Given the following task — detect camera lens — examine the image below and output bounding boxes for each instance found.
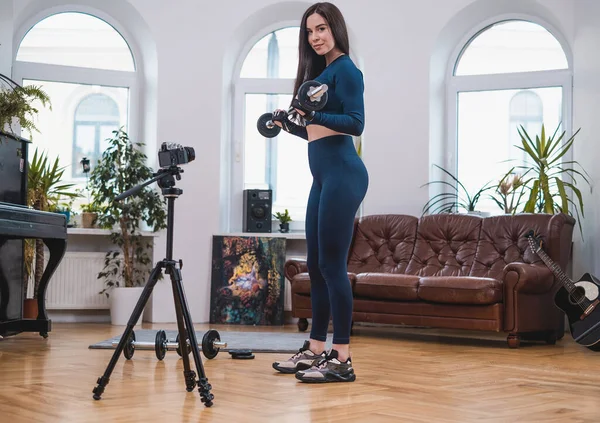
[185,147,195,163]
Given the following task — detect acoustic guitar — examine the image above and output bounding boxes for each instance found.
[525,230,600,351]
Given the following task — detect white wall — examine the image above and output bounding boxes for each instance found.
[3,0,598,323]
[572,0,600,284]
[0,1,13,76]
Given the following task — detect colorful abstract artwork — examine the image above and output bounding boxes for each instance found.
[210,235,286,325]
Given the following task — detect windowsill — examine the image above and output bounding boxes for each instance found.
[215,231,306,240]
[67,227,160,237]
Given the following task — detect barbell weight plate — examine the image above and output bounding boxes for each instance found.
[298,80,328,112]
[202,329,221,360]
[176,333,191,357]
[257,112,281,138]
[155,329,167,361]
[176,333,182,357]
[123,331,136,360]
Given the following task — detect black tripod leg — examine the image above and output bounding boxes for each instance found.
[92,263,164,400]
[170,265,214,407]
[168,265,195,392]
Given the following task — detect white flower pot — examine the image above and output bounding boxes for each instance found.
[109,287,144,326]
[467,211,490,217]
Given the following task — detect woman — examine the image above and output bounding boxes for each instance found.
[271,2,368,383]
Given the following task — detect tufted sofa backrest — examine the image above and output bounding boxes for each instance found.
[469,213,574,279]
[347,214,418,274]
[404,214,482,276]
[347,213,575,279]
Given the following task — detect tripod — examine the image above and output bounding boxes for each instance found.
[92,165,214,407]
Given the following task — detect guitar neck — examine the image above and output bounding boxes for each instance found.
[534,246,576,293]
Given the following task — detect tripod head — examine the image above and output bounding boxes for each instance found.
[115,165,184,202]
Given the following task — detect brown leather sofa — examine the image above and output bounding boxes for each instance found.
[284,213,575,348]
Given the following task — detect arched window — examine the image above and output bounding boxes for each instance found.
[448,19,570,214]
[72,94,120,178]
[13,11,136,193]
[508,90,544,166]
[232,26,312,232]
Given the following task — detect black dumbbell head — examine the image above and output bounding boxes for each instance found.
[298,80,328,112]
[257,112,281,138]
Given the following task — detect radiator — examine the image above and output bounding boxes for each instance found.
[45,252,109,309]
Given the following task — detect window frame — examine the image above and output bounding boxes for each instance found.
[230,21,305,233]
[11,9,140,174]
[445,16,573,197]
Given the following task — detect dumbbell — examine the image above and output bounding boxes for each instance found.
[114,329,227,361]
[257,79,329,138]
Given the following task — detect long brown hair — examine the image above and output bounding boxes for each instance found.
[293,2,350,98]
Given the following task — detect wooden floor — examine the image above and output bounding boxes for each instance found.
[1,322,600,423]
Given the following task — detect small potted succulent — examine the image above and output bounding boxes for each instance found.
[273,209,292,233]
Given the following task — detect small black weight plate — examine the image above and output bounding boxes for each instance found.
[155,329,167,361]
[231,352,255,359]
[124,331,135,360]
[228,349,253,356]
[202,329,221,359]
[257,112,281,138]
[176,333,191,357]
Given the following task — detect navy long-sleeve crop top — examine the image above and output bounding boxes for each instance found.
[288,55,364,140]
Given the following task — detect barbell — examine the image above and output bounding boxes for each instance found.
[115,329,227,361]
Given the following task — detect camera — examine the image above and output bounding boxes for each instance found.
[158,142,195,168]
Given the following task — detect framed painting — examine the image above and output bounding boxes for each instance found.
[210,235,286,325]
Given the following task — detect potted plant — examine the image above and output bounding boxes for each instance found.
[80,202,102,228]
[515,123,591,235]
[421,164,495,216]
[274,209,292,233]
[0,73,50,141]
[88,127,167,325]
[24,148,80,316]
[488,167,530,215]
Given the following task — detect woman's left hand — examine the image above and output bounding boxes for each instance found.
[294,108,305,116]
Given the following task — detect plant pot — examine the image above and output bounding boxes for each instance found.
[23,298,38,318]
[81,212,98,228]
[467,211,490,217]
[279,222,289,233]
[109,287,144,326]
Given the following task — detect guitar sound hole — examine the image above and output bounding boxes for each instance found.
[568,286,587,305]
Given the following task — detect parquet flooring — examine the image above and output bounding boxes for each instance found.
[1,322,600,422]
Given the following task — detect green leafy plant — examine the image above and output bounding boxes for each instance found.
[88,128,167,296]
[421,164,494,215]
[488,167,530,214]
[25,148,80,298]
[515,124,591,233]
[273,209,292,224]
[0,73,51,140]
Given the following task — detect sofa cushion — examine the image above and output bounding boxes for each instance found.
[417,276,502,305]
[291,272,356,295]
[405,214,482,277]
[354,273,420,301]
[348,214,418,274]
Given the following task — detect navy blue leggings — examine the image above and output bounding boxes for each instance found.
[305,135,369,344]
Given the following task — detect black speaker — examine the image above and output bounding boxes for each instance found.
[243,189,272,233]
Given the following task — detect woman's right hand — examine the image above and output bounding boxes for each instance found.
[272,109,285,128]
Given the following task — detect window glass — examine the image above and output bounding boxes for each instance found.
[455,20,568,76]
[17,12,135,71]
[241,27,299,78]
